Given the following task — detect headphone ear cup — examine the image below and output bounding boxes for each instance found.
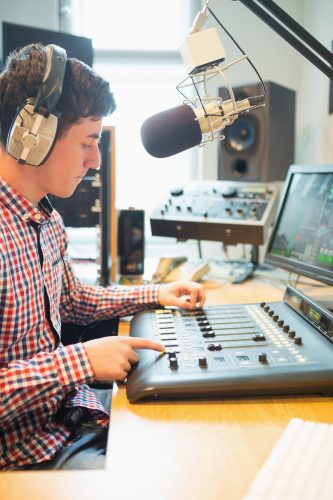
[7,101,59,166]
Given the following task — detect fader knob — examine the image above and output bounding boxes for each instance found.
[277,320,284,327]
[202,331,216,338]
[283,325,290,332]
[272,315,279,322]
[258,353,267,363]
[288,330,296,339]
[294,337,302,345]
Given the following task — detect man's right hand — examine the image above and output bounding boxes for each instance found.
[83,336,165,382]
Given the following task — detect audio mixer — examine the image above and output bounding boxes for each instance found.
[150,180,279,245]
[126,286,333,402]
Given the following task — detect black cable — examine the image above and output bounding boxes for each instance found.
[207,6,266,98]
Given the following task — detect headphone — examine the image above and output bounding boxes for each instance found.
[6,44,67,166]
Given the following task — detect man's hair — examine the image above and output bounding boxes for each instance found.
[0,43,116,146]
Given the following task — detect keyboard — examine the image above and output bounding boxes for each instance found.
[244,418,333,500]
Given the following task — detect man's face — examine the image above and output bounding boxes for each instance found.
[36,117,102,199]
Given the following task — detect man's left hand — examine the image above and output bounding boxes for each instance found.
[158,281,206,310]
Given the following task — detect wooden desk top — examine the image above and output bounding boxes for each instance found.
[2,275,333,500]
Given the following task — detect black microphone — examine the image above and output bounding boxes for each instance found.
[141,104,202,158]
[141,97,263,158]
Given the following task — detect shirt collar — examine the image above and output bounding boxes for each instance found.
[0,176,54,224]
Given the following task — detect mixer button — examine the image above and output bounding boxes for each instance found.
[283,325,290,332]
[294,337,302,345]
[258,353,267,363]
[268,310,274,316]
[272,315,279,322]
[260,302,266,308]
[277,320,284,327]
[169,357,179,370]
[264,306,270,312]
[252,334,266,341]
[288,330,296,339]
[202,331,216,338]
[198,356,208,368]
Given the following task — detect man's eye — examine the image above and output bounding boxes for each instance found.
[82,143,91,149]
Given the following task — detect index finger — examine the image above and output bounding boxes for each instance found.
[126,337,165,352]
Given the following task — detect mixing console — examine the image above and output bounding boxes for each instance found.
[126,286,333,402]
[150,180,279,245]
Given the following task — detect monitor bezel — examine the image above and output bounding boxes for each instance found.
[265,164,333,286]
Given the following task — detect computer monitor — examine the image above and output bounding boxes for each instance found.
[2,22,93,66]
[265,164,333,286]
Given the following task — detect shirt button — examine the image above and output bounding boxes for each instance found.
[22,213,30,221]
[34,213,42,221]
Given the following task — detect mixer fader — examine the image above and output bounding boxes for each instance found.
[126,286,333,402]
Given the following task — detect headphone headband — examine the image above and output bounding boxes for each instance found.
[35,44,67,116]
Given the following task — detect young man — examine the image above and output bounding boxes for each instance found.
[0,43,205,470]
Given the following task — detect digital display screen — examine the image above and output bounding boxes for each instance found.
[284,286,333,341]
[266,166,333,285]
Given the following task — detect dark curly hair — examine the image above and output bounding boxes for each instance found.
[0,43,116,146]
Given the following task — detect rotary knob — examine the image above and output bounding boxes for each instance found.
[169,357,178,370]
[258,352,267,363]
[198,356,208,368]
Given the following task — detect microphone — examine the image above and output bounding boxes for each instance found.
[140,1,266,159]
[141,96,264,158]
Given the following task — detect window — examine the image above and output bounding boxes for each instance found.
[69,0,200,234]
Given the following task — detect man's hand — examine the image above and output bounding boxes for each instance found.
[83,336,164,382]
[158,281,206,310]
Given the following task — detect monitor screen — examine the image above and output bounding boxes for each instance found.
[2,22,93,67]
[265,164,333,285]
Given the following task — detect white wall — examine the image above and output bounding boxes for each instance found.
[200,0,333,179]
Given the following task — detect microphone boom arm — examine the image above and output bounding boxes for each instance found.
[233,0,333,80]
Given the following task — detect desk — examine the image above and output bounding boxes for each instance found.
[2,276,333,500]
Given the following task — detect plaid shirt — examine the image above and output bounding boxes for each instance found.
[0,176,159,470]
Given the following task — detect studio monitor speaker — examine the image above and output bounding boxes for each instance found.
[218,81,295,181]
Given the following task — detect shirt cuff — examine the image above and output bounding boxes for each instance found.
[52,343,95,389]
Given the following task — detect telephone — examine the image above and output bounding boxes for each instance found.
[151,256,187,283]
[151,256,209,283]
